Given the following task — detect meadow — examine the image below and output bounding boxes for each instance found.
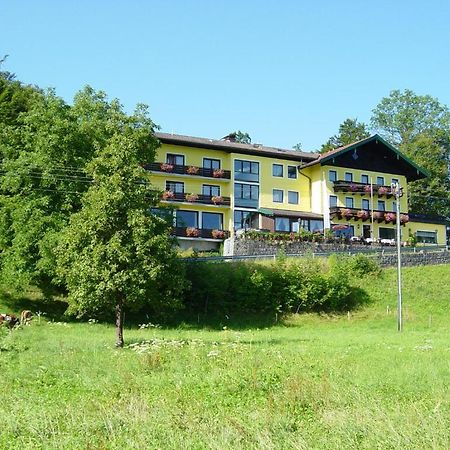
[0,264,449,449]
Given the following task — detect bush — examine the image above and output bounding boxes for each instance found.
[183,255,375,318]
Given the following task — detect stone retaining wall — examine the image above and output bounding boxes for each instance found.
[224,237,450,267]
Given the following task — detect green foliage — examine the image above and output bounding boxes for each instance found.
[292,142,303,151]
[227,130,252,144]
[371,89,450,217]
[184,256,372,319]
[320,118,370,153]
[56,97,187,343]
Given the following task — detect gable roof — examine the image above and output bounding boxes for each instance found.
[300,134,428,181]
[155,132,318,163]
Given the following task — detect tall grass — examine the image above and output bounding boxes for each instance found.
[0,264,449,449]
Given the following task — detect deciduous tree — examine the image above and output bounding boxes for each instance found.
[320,118,370,153]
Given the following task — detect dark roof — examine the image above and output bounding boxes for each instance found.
[155,132,318,163]
[300,134,428,182]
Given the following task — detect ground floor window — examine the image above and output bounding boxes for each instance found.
[379,227,395,239]
[202,212,223,230]
[416,230,437,244]
[234,210,258,230]
[176,210,198,228]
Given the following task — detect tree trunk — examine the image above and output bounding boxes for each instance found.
[115,300,124,348]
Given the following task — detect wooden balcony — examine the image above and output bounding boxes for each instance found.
[333,180,394,198]
[144,162,231,180]
[161,191,230,206]
[173,227,230,240]
[330,207,409,224]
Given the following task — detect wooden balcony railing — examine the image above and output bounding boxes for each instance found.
[161,191,230,206]
[172,227,230,240]
[144,162,231,180]
[330,207,409,224]
[333,180,395,198]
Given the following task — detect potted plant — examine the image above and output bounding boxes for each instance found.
[356,210,369,221]
[364,184,372,193]
[212,168,224,178]
[185,193,199,202]
[372,211,385,222]
[160,163,174,172]
[384,212,396,223]
[186,165,199,175]
[186,227,200,237]
[211,195,223,205]
[377,186,388,196]
[400,214,409,224]
[340,208,353,219]
[211,229,225,239]
[161,190,175,200]
[349,183,358,193]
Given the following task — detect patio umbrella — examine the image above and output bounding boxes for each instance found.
[331,224,349,230]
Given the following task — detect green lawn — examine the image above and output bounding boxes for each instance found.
[1,265,450,449]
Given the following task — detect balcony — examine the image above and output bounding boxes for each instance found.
[145,162,231,180]
[330,207,409,225]
[161,191,230,206]
[173,227,230,240]
[333,180,394,198]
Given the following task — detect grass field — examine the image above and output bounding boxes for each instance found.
[1,264,449,449]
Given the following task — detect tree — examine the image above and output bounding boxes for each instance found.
[225,130,251,144]
[292,142,303,151]
[320,118,370,153]
[56,100,186,347]
[371,89,450,217]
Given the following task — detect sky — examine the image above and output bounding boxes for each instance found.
[2,0,450,151]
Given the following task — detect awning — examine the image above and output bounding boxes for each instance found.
[257,208,323,220]
[257,208,275,217]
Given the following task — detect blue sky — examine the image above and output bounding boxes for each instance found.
[2,0,450,151]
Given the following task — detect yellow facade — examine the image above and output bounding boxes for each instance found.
[150,133,447,247]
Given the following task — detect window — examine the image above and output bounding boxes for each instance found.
[275,217,290,232]
[377,200,385,211]
[288,191,299,204]
[202,185,220,197]
[166,154,184,166]
[377,176,385,186]
[234,210,256,230]
[361,174,369,184]
[416,230,437,244]
[165,181,184,193]
[150,207,173,224]
[203,158,221,170]
[202,212,223,230]
[329,170,337,182]
[310,220,324,233]
[234,183,259,208]
[362,199,370,210]
[234,160,259,182]
[288,165,297,179]
[329,195,338,207]
[273,164,283,177]
[391,178,399,186]
[392,200,397,211]
[379,227,395,240]
[273,189,283,203]
[176,210,198,228]
[345,172,353,182]
[345,197,354,208]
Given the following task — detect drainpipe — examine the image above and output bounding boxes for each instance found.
[297,164,312,209]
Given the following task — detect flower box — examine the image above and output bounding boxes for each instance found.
[340,208,353,219]
[356,210,370,221]
[161,190,175,200]
[349,184,359,193]
[384,212,396,223]
[185,193,199,202]
[211,195,223,205]
[186,227,200,237]
[377,186,388,196]
[160,163,174,172]
[211,229,225,239]
[186,166,199,175]
[364,185,372,193]
[400,214,409,224]
[212,168,224,178]
[372,211,385,221]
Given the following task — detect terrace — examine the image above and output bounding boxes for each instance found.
[333,180,395,198]
[330,206,409,224]
[161,191,231,206]
[173,227,230,240]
